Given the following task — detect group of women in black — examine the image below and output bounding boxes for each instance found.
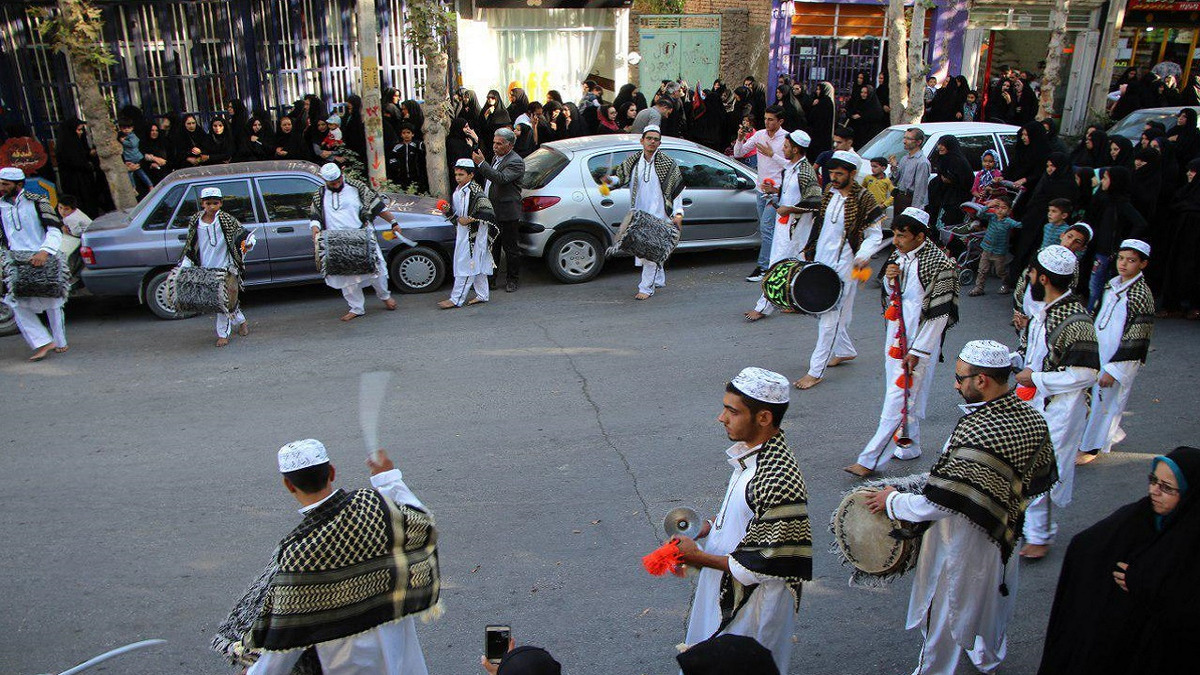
[1110,67,1200,121]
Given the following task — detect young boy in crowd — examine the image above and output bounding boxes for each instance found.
[970,195,1020,296]
[391,122,428,193]
[971,150,1003,201]
[55,194,92,282]
[863,157,894,211]
[961,90,980,122]
[117,119,153,193]
[438,158,496,309]
[1079,239,1154,465]
[1041,198,1074,249]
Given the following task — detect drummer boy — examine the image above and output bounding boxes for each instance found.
[177,187,255,346]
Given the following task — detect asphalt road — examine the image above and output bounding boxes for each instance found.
[2,248,1195,675]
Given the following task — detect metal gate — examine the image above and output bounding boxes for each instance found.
[636,14,720,93]
[788,36,883,102]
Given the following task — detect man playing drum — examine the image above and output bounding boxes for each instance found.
[744,129,821,322]
[0,165,67,361]
[865,340,1056,675]
[793,150,886,390]
[600,125,685,300]
[846,208,959,476]
[177,187,255,347]
[309,162,404,321]
[673,367,812,674]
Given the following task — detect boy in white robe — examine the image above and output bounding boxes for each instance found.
[177,187,256,346]
[1080,239,1154,463]
[866,340,1055,675]
[0,166,66,361]
[674,367,811,674]
[438,159,496,308]
[744,129,821,322]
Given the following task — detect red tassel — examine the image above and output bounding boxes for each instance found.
[762,178,776,187]
[1016,385,1037,401]
[778,215,789,224]
[436,199,449,211]
[885,304,901,321]
[642,540,685,577]
[888,345,904,359]
[895,373,912,388]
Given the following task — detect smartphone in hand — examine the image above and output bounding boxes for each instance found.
[485,625,511,664]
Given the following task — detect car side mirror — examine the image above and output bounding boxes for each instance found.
[736,175,754,190]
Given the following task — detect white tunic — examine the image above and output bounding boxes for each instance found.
[178,212,256,273]
[319,187,387,290]
[613,151,684,270]
[248,469,430,675]
[1081,273,1143,452]
[1024,291,1097,507]
[0,190,65,312]
[451,183,493,277]
[684,442,796,674]
[813,190,884,280]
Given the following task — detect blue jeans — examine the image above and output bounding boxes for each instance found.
[128,168,153,191]
[755,191,775,269]
[1088,253,1110,312]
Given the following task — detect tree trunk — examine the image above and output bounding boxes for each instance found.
[73,63,137,210]
[886,0,909,125]
[421,49,451,200]
[356,0,387,188]
[1038,0,1071,121]
[1087,0,1128,124]
[903,1,928,124]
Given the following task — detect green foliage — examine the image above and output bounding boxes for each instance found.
[30,1,116,70]
[339,148,425,197]
[404,0,454,53]
[634,0,686,13]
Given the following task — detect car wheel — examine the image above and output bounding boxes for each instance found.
[389,246,446,293]
[547,231,604,284]
[145,270,194,320]
[959,267,976,288]
[0,301,15,336]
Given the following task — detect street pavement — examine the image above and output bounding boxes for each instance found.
[2,248,1196,675]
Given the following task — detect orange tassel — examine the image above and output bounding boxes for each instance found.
[436,199,449,211]
[895,373,912,388]
[642,540,685,577]
[778,214,789,224]
[885,304,901,321]
[851,267,872,282]
[762,178,776,187]
[1016,385,1037,401]
[888,345,904,359]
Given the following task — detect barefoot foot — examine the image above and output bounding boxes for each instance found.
[341,312,361,322]
[215,337,230,347]
[29,343,55,361]
[793,374,822,390]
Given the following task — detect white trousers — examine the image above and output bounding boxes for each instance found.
[912,588,1007,675]
[215,307,247,338]
[807,280,857,378]
[1022,400,1081,545]
[449,274,489,306]
[14,304,67,349]
[857,354,933,469]
[1081,379,1135,453]
[636,258,665,295]
[341,276,392,315]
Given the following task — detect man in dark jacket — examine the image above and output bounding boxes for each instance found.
[472,128,525,292]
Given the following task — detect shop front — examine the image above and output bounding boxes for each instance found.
[1112,1,1200,86]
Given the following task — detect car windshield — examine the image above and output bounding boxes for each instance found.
[1108,110,1181,141]
[522,147,570,189]
[858,128,908,164]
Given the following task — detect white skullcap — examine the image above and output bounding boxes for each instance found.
[787,129,811,147]
[200,187,223,200]
[1119,238,1151,258]
[325,115,341,126]
[319,162,342,181]
[1068,222,1093,241]
[1036,244,1077,276]
[0,167,25,181]
[278,438,330,473]
[642,124,662,136]
[829,150,860,170]
[897,206,930,228]
[454,158,476,170]
[731,367,790,404]
[959,340,1018,369]
[493,127,516,142]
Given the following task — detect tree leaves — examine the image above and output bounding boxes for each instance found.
[28,1,116,70]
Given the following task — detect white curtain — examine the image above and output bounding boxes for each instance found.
[458,9,611,102]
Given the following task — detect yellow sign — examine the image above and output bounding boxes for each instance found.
[362,56,380,90]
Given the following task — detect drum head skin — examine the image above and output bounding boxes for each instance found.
[790,262,842,314]
[832,490,911,576]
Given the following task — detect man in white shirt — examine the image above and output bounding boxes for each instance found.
[602,125,685,299]
[214,440,439,675]
[865,340,1056,675]
[1013,245,1100,559]
[0,165,67,361]
[734,105,789,282]
[794,151,886,390]
[674,367,812,674]
[177,187,256,346]
[847,208,959,476]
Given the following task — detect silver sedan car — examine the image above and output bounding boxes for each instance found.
[517,135,761,283]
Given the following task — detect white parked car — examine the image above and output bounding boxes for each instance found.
[857,122,1022,173]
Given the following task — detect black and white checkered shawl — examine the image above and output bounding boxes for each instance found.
[610,150,685,216]
[179,210,250,276]
[309,176,388,229]
[217,487,440,657]
[880,242,960,330]
[1106,275,1155,364]
[1011,262,1081,350]
[1037,295,1101,372]
[717,431,812,632]
[926,392,1057,561]
[460,181,499,259]
[0,191,61,250]
[803,180,884,259]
